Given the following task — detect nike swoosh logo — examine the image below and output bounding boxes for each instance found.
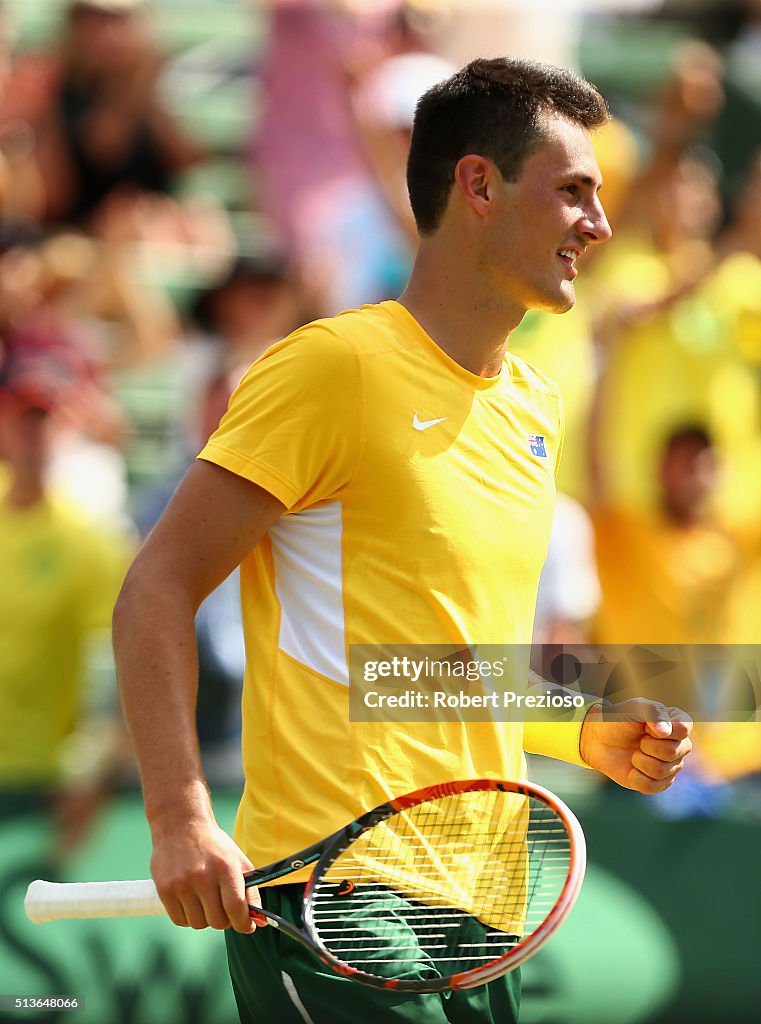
[413,413,447,431]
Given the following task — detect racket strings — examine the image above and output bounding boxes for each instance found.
[309,790,571,981]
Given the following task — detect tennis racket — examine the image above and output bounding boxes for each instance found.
[25,778,585,993]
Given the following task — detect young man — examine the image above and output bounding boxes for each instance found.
[114,59,692,1023]
[0,342,130,850]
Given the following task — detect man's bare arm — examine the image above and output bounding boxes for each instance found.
[113,459,285,932]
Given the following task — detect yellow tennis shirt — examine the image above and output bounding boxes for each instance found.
[0,482,128,787]
[199,301,589,876]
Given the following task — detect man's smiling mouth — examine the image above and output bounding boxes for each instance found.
[557,247,582,276]
[558,248,580,265]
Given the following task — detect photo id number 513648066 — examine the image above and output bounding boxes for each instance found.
[0,996,84,1012]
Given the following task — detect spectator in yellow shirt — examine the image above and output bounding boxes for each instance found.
[0,337,130,852]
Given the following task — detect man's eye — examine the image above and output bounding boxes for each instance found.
[562,185,578,197]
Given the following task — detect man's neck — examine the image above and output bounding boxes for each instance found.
[397,240,526,378]
[5,472,46,511]
[660,497,704,530]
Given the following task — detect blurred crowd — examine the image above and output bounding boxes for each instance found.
[2,0,761,858]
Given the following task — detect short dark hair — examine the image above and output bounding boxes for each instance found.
[407,57,609,235]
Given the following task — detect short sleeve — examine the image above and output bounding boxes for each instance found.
[198,324,362,512]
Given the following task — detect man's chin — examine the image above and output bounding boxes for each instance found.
[537,286,576,315]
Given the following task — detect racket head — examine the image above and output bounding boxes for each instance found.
[301,778,585,993]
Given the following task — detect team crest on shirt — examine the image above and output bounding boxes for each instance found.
[528,434,548,458]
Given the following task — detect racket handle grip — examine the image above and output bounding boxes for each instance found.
[25,879,166,923]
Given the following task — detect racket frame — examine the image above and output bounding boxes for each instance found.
[250,777,586,993]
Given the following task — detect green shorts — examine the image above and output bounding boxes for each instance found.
[225,883,521,1024]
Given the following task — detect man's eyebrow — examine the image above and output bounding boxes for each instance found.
[562,173,604,191]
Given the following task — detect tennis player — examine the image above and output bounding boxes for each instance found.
[114,58,693,1023]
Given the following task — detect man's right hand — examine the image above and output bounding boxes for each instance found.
[150,818,261,934]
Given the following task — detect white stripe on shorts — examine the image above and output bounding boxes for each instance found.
[281,971,317,1024]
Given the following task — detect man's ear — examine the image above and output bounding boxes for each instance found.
[453,155,496,220]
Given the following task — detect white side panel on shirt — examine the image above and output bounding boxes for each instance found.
[268,502,348,686]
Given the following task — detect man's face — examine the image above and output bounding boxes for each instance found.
[0,401,52,474]
[69,5,141,74]
[660,437,718,520]
[480,113,611,317]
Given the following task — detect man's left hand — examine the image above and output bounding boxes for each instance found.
[579,698,693,794]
